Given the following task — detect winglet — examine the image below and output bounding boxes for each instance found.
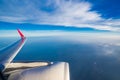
[17,29,25,39]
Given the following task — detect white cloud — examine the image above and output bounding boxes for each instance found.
[0,0,120,31]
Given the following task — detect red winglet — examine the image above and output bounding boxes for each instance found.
[17,29,25,39]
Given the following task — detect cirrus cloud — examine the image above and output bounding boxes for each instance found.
[0,0,120,32]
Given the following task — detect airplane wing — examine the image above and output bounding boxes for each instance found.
[0,30,70,80]
[0,29,26,72]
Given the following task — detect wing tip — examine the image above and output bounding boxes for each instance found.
[17,29,25,39]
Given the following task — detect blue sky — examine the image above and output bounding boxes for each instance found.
[0,0,120,32]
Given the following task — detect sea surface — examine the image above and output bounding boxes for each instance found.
[0,33,120,80]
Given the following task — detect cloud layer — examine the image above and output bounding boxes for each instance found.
[0,0,120,31]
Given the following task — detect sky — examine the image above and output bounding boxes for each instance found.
[0,0,120,32]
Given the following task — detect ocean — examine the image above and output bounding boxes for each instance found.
[0,33,120,80]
